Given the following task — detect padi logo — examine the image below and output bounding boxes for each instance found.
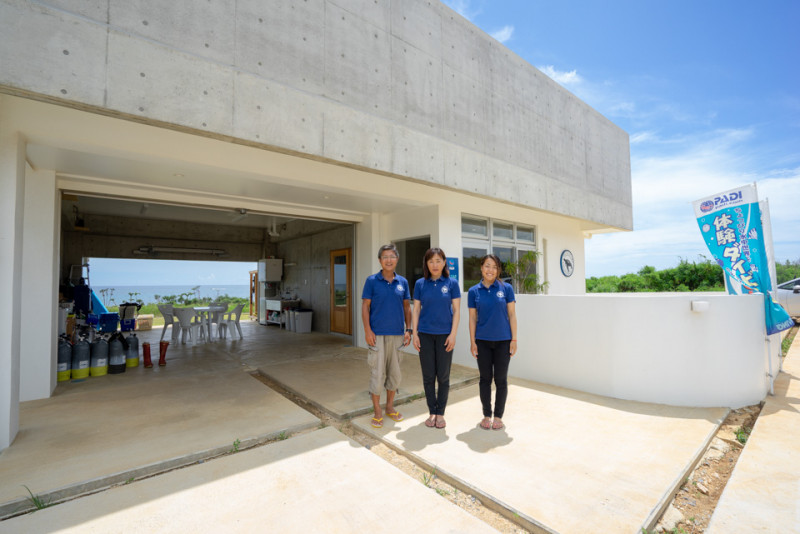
[395,284,404,293]
[701,191,743,212]
[441,286,449,294]
[496,291,505,298]
[699,200,715,213]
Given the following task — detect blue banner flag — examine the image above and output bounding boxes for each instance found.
[693,184,793,335]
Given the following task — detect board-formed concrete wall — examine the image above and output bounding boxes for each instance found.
[0,0,631,230]
[276,224,353,332]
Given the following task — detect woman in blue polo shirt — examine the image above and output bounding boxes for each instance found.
[412,248,461,429]
[468,254,517,431]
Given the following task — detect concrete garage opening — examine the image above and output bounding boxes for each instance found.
[60,194,355,337]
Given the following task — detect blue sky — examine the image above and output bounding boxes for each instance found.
[443,0,800,277]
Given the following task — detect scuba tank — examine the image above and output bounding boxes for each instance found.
[90,337,109,377]
[108,334,126,374]
[71,337,90,380]
[57,336,72,382]
[126,333,139,368]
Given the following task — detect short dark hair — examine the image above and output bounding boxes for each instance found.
[377,243,399,259]
[480,254,503,271]
[422,248,449,279]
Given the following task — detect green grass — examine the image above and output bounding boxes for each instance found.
[230,438,241,453]
[782,326,798,356]
[422,468,436,487]
[103,301,255,329]
[22,486,51,511]
[735,426,752,445]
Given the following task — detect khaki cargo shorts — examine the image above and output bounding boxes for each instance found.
[368,335,404,395]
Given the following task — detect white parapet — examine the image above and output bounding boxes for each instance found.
[454,292,776,408]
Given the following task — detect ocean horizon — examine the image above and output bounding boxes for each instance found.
[93,284,250,306]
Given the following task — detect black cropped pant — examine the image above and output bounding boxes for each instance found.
[418,333,452,416]
[475,339,511,419]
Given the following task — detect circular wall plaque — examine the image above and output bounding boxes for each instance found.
[560,250,575,277]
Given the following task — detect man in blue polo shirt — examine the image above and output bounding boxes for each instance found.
[362,243,412,428]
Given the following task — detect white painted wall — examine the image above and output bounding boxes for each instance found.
[382,204,439,244]
[0,124,25,450]
[453,292,772,408]
[436,195,587,295]
[20,166,60,401]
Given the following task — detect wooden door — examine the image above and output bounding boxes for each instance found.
[330,248,352,334]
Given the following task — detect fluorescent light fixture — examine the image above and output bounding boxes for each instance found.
[134,246,227,256]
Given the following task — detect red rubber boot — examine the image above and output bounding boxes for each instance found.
[142,342,153,368]
[158,341,169,366]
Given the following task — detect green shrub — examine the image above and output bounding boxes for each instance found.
[587,258,724,293]
[776,259,800,284]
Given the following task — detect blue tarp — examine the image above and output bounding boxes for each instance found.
[91,290,109,314]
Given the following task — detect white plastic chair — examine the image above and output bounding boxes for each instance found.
[173,308,205,345]
[210,301,229,339]
[221,304,245,340]
[158,304,180,342]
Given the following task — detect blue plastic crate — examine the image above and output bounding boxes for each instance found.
[97,313,119,333]
[120,318,136,332]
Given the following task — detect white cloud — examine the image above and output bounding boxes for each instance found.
[631,128,757,207]
[585,130,800,276]
[539,65,582,86]
[490,25,514,43]
[629,131,657,145]
[440,0,480,21]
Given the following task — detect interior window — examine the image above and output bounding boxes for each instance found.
[492,222,513,241]
[462,245,488,289]
[517,225,534,243]
[461,217,488,237]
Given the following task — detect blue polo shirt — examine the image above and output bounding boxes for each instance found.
[414,277,461,335]
[467,279,515,341]
[362,271,410,335]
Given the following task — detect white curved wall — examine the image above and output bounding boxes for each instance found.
[453,293,776,408]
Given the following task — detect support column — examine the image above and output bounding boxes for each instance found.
[20,167,59,401]
[354,212,380,348]
[0,102,26,451]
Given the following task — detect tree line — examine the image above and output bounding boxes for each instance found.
[587,258,800,293]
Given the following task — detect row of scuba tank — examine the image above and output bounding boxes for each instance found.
[57,332,140,381]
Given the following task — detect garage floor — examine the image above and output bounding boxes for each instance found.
[0,320,479,520]
[1,320,737,532]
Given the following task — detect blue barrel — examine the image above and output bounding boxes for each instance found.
[126,333,139,368]
[71,338,90,380]
[90,338,109,377]
[108,337,126,374]
[57,337,72,382]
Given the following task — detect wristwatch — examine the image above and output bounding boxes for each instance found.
[406,328,413,334]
